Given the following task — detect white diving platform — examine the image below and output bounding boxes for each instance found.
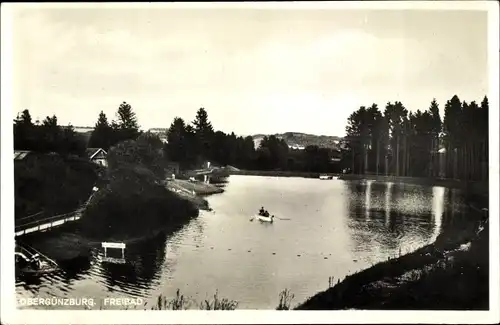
[101,242,126,264]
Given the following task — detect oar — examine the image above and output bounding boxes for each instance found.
[275,216,291,221]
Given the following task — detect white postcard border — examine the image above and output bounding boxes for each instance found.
[1,1,499,324]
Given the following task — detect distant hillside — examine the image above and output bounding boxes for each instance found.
[252,132,342,150]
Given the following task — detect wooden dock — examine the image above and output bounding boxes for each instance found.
[15,240,59,273]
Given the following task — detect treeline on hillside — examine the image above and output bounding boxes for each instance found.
[13,101,142,156]
[15,101,341,174]
[342,95,489,181]
[163,108,341,173]
[14,110,86,155]
[13,111,101,220]
[85,104,341,173]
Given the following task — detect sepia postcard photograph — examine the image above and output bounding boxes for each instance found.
[1,1,499,324]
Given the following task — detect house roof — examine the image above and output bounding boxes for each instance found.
[86,147,107,160]
[14,150,31,161]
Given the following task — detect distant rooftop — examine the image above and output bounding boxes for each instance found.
[14,150,31,160]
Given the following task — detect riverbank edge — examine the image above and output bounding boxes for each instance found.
[228,169,339,178]
[295,191,489,310]
[169,178,224,195]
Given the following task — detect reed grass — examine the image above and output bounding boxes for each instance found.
[276,288,295,310]
[139,289,238,310]
[199,290,239,310]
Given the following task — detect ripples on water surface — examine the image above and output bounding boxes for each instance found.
[16,175,467,309]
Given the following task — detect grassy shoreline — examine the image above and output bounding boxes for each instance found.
[169,179,224,195]
[295,201,489,310]
[165,179,222,210]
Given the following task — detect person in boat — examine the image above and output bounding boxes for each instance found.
[264,210,270,218]
[259,207,265,216]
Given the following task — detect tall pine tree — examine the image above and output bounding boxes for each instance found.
[192,107,214,163]
[443,95,462,178]
[14,109,35,150]
[88,111,115,150]
[115,101,141,142]
[166,117,188,167]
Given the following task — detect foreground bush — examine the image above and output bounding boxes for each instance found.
[80,145,198,240]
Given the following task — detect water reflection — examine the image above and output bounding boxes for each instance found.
[385,182,393,227]
[431,186,446,242]
[365,180,372,219]
[345,180,445,261]
[440,188,473,234]
[60,256,92,284]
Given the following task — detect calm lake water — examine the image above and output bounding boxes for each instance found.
[16,175,467,309]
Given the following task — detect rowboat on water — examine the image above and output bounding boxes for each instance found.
[250,207,275,223]
[15,252,58,275]
[319,175,333,180]
[256,215,274,223]
[18,261,58,274]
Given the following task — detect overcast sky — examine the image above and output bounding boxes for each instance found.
[11,6,488,136]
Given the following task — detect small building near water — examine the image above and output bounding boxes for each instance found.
[86,148,107,167]
[14,150,32,161]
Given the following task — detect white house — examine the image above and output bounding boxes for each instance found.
[86,148,107,167]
